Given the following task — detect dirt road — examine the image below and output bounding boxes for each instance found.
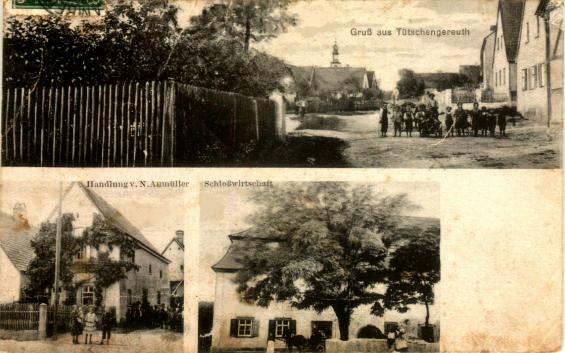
[288,112,561,168]
[0,328,183,353]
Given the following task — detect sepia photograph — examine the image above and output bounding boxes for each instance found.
[0,179,185,353]
[2,0,562,168]
[198,181,440,352]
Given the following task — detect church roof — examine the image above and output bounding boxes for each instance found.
[498,0,525,62]
[212,216,440,272]
[0,211,37,272]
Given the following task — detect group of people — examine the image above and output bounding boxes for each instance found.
[125,301,184,332]
[386,326,409,353]
[69,302,183,345]
[379,92,508,138]
[70,305,114,345]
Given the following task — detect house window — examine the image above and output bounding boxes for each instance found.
[180,265,184,272]
[275,319,291,338]
[522,68,528,90]
[149,264,152,275]
[159,270,163,279]
[127,289,132,306]
[237,318,253,337]
[503,68,506,85]
[157,291,161,304]
[495,71,498,86]
[82,285,95,306]
[536,16,540,38]
[530,65,538,89]
[539,63,546,87]
[526,22,530,43]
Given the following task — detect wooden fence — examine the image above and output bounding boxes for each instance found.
[0,303,40,330]
[2,81,279,167]
[0,302,74,333]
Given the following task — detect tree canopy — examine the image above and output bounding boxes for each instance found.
[396,69,425,99]
[3,0,294,97]
[25,213,139,305]
[234,183,421,340]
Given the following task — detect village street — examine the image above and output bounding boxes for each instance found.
[288,112,561,168]
[0,329,183,353]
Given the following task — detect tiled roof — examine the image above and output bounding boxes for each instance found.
[0,211,37,272]
[77,183,170,264]
[212,216,440,272]
[287,65,368,94]
[499,0,525,62]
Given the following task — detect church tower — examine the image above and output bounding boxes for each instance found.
[330,40,341,67]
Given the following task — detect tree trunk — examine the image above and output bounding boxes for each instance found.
[244,13,251,53]
[331,304,351,341]
[424,300,430,327]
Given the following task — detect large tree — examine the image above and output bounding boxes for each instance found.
[26,213,138,304]
[26,214,82,299]
[384,225,440,331]
[396,69,425,99]
[190,0,298,53]
[234,183,415,340]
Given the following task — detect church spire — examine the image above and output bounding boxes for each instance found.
[331,39,341,67]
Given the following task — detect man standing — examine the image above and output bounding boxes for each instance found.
[393,105,403,137]
[470,102,480,137]
[100,308,114,345]
[380,102,389,137]
[403,107,414,137]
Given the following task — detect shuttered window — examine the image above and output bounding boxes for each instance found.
[230,318,260,338]
[539,63,546,87]
[522,69,528,91]
[530,65,538,90]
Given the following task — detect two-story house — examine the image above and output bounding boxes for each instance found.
[46,182,171,321]
[0,204,36,303]
[162,230,184,306]
[492,0,525,104]
[210,217,440,352]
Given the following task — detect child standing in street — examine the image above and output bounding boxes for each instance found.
[100,308,114,345]
[83,306,98,344]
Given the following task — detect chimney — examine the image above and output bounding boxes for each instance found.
[175,230,184,242]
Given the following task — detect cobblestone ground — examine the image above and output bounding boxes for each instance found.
[288,112,562,168]
[0,328,183,353]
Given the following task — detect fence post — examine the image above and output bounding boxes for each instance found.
[269,91,286,141]
[38,303,47,340]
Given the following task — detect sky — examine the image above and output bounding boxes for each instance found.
[174,0,499,90]
[0,179,188,253]
[198,181,440,302]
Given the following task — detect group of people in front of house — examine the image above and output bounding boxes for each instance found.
[379,93,508,138]
[70,301,183,345]
[70,305,114,345]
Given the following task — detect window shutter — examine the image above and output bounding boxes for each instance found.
[252,319,260,337]
[290,320,297,336]
[230,319,238,337]
[268,320,276,339]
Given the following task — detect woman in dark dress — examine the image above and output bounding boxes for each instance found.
[445,106,454,137]
[70,305,84,344]
[380,103,389,137]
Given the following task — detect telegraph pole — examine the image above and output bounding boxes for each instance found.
[52,182,63,340]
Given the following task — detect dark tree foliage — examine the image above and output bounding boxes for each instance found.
[25,212,139,305]
[4,1,292,97]
[26,213,81,298]
[189,1,298,53]
[234,183,415,340]
[384,225,440,327]
[396,69,425,99]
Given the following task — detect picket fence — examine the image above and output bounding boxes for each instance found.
[1,81,278,167]
[0,302,74,333]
